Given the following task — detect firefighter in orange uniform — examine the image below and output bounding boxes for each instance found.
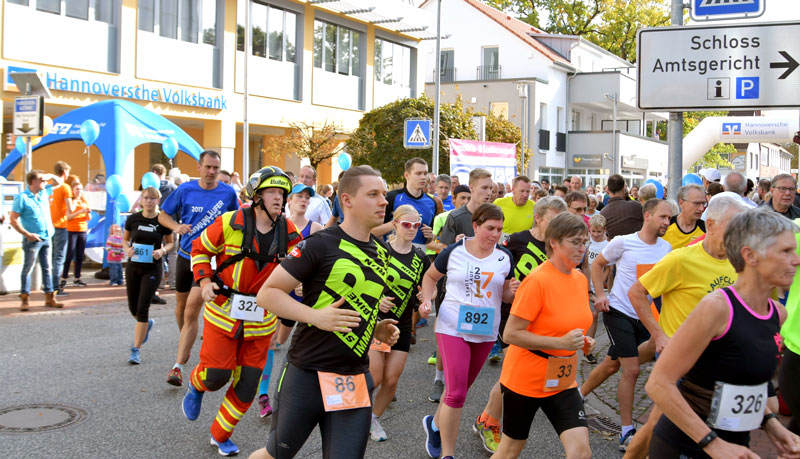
[181,166,302,456]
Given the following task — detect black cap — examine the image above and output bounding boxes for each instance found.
[453,184,470,195]
[541,178,550,184]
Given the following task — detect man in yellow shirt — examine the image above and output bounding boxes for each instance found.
[662,184,706,249]
[622,195,745,458]
[493,175,533,237]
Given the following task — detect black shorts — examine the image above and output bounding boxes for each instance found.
[500,385,587,440]
[603,307,650,359]
[267,363,374,458]
[391,329,412,353]
[175,255,197,293]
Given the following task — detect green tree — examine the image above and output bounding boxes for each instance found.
[683,111,735,171]
[346,96,476,184]
[484,0,671,62]
[472,110,525,171]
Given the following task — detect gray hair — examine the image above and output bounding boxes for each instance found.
[533,195,567,226]
[706,196,747,222]
[724,207,799,272]
[638,184,657,203]
[665,199,680,216]
[436,174,451,186]
[772,173,796,189]
[677,184,705,202]
[723,172,747,196]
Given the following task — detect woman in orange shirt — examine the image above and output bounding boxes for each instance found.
[493,213,596,459]
[61,176,91,288]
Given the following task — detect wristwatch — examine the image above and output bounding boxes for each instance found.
[761,413,779,429]
[697,430,718,449]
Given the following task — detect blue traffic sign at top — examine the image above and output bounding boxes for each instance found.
[691,0,765,21]
[404,118,431,149]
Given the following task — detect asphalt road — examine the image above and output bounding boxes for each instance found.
[0,295,624,459]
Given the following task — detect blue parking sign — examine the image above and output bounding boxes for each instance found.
[404,119,431,149]
[692,0,764,21]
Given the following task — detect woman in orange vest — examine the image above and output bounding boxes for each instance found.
[61,176,91,289]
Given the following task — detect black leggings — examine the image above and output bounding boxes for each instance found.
[62,231,86,280]
[125,262,162,322]
[266,363,374,459]
[781,347,800,434]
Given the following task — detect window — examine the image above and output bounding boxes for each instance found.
[375,38,411,86]
[66,0,88,19]
[8,0,29,5]
[95,0,113,23]
[37,0,60,14]
[571,109,581,130]
[440,49,454,82]
[14,0,116,23]
[539,103,548,130]
[479,46,499,79]
[251,2,267,56]
[314,20,361,77]
[268,6,283,60]
[139,0,218,45]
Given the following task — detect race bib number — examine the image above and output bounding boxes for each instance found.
[370,339,391,352]
[708,381,767,432]
[228,293,264,322]
[317,372,371,412]
[456,304,494,336]
[543,354,578,392]
[132,243,153,263]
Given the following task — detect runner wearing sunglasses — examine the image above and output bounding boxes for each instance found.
[369,205,432,442]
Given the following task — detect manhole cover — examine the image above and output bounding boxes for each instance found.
[587,414,621,435]
[0,404,88,434]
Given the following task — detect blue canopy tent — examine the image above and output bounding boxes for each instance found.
[0,99,204,262]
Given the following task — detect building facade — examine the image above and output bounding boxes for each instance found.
[1,0,429,186]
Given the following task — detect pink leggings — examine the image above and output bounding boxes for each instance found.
[436,333,494,408]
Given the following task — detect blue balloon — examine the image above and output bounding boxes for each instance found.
[115,194,131,213]
[88,210,101,229]
[643,179,664,199]
[80,119,100,147]
[162,137,178,159]
[338,152,352,171]
[682,173,703,186]
[106,174,122,199]
[141,172,160,190]
[15,136,26,152]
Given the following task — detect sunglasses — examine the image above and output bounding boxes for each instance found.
[397,221,421,230]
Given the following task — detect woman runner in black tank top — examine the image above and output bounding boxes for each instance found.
[645,209,800,459]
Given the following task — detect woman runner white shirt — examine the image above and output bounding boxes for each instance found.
[433,238,513,343]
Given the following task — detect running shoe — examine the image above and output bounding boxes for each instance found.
[427,352,437,365]
[210,437,239,456]
[143,319,154,345]
[182,385,204,421]
[370,416,388,442]
[128,347,141,365]
[585,353,597,364]
[428,380,444,403]
[258,394,273,418]
[410,333,417,345]
[416,318,428,328]
[151,294,167,305]
[73,279,87,287]
[167,367,183,386]
[473,416,500,453]
[619,428,636,451]
[59,279,67,290]
[422,415,442,458]
[488,342,502,363]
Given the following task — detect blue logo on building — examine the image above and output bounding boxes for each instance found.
[736,77,759,99]
[722,122,742,136]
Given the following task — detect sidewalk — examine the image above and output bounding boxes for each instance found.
[0,267,175,317]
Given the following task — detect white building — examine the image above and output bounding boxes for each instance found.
[420,0,668,187]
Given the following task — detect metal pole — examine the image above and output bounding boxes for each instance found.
[521,90,527,176]
[612,93,618,175]
[243,0,251,178]
[23,83,32,174]
[667,0,684,201]
[432,0,442,175]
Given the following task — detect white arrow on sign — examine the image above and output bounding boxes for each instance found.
[637,21,800,111]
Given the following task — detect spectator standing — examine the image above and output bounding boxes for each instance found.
[230,172,243,193]
[106,224,125,286]
[723,171,757,207]
[49,161,72,295]
[755,178,771,204]
[493,176,534,237]
[10,170,62,310]
[61,177,91,288]
[569,175,583,192]
[541,178,553,195]
[297,165,333,226]
[436,174,454,211]
[768,173,800,219]
[600,174,643,240]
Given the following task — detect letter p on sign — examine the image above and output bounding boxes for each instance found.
[736,77,759,99]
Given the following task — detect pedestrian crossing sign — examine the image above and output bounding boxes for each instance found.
[691,0,764,21]
[404,119,431,149]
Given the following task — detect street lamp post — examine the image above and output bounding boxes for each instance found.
[605,92,618,175]
[515,81,531,176]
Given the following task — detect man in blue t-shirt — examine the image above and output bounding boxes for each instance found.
[158,150,239,386]
[435,174,454,212]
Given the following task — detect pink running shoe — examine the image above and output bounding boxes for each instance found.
[258,394,273,418]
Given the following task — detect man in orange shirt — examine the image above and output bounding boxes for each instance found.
[49,161,72,295]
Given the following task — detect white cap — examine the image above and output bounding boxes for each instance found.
[701,168,721,182]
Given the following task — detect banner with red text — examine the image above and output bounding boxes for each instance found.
[449,139,517,184]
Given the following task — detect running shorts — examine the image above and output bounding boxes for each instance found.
[175,255,197,293]
[391,329,412,353]
[603,307,650,359]
[500,385,587,439]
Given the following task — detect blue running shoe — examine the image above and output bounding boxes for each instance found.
[182,385,204,421]
[210,437,239,456]
[423,415,442,458]
[488,341,502,363]
[416,317,428,328]
[143,319,154,345]
[619,428,636,451]
[128,347,141,365]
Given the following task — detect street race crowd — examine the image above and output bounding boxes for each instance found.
[9,153,800,459]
